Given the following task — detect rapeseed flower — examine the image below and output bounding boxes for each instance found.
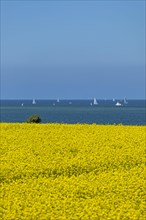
[0,123,145,219]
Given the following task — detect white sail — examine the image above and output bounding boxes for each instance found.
[124,97,128,104]
[93,98,98,105]
[112,98,115,102]
[115,102,122,106]
[21,103,24,107]
[32,99,36,104]
[57,98,60,103]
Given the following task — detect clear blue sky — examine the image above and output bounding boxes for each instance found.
[1,0,145,99]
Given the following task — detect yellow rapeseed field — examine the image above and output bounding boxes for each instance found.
[0,123,145,219]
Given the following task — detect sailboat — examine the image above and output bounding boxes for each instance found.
[93,98,98,105]
[115,102,122,106]
[21,103,24,107]
[112,98,115,102]
[57,98,60,103]
[32,99,36,104]
[124,97,128,104]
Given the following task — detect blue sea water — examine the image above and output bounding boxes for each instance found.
[0,99,146,125]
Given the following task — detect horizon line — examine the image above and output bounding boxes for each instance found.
[0,98,146,100]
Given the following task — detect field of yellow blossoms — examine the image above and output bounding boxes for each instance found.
[0,123,145,219]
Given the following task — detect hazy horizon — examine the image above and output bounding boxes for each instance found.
[1,98,145,101]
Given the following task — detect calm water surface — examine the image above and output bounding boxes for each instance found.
[0,100,145,125]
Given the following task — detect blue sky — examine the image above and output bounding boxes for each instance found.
[1,0,145,99]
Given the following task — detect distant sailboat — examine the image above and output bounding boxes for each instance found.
[90,102,93,106]
[113,98,115,102]
[57,98,60,103]
[124,97,128,104]
[32,99,36,104]
[21,103,24,107]
[115,102,122,106]
[93,98,98,105]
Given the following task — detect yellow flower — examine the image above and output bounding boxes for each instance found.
[0,123,145,219]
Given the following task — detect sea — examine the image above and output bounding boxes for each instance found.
[0,99,146,125]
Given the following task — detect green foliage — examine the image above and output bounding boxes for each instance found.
[26,114,41,123]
